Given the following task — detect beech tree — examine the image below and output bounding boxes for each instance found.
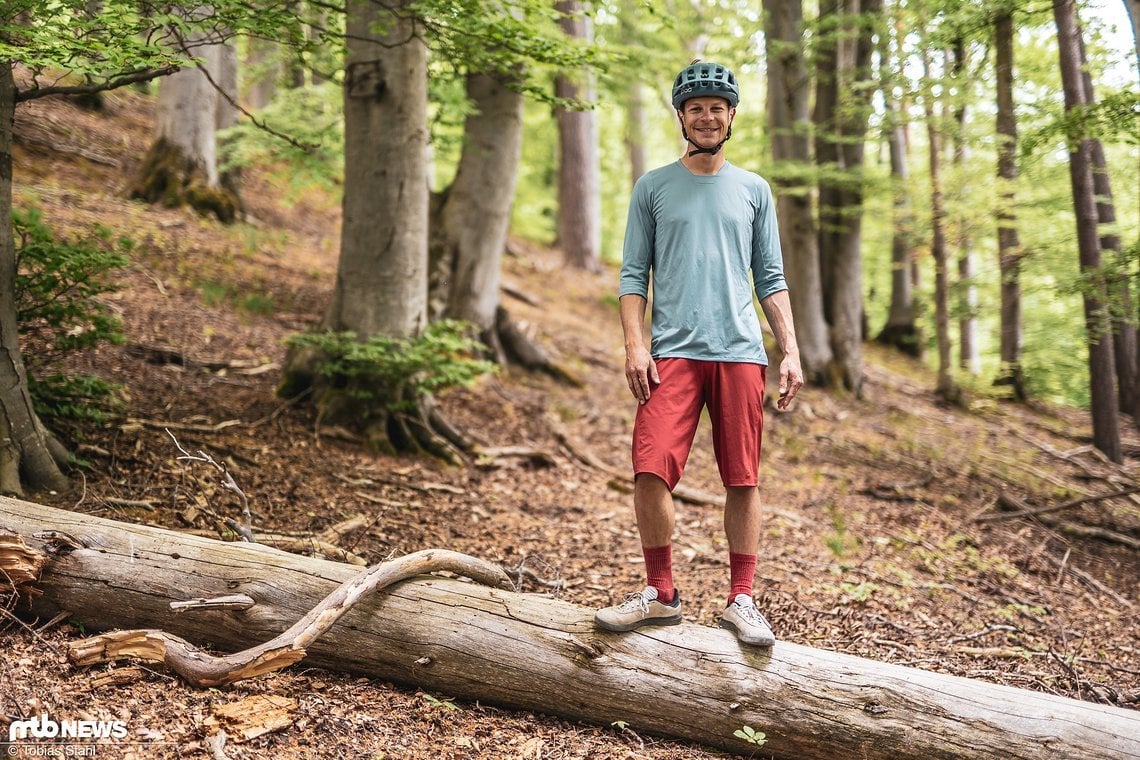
[131,30,241,222]
[875,8,920,356]
[554,0,601,272]
[764,0,834,383]
[921,25,960,403]
[993,8,1026,399]
[1052,0,1120,462]
[950,39,980,376]
[813,0,881,395]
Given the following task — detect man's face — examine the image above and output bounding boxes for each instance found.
[677,96,735,148]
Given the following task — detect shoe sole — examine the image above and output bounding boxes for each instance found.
[594,614,683,633]
[719,618,775,647]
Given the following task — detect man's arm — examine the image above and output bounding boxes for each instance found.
[620,294,658,404]
[759,289,804,410]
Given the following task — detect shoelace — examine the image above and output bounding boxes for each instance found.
[734,600,771,629]
[617,590,653,613]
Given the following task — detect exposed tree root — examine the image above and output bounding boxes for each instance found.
[68,549,513,687]
[495,307,582,386]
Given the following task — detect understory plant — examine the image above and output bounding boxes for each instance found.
[283,320,496,453]
[13,206,128,424]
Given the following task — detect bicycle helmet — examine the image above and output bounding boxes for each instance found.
[671,61,739,110]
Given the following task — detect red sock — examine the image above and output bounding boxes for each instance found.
[643,544,674,604]
[729,552,757,606]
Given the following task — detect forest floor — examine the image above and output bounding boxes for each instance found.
[3,85,1139,760]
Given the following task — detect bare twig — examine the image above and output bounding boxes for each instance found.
[167,430,253,541]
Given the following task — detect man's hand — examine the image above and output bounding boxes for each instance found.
[776,350,804,411]
[626,344,659,404]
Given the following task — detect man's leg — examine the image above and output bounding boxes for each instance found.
[725,485,761,604]
[709,363,775,645]
[594,473,682,631]
[636,472,676,602]
[595,359,701,632]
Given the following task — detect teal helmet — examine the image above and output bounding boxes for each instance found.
[671,61,739,110]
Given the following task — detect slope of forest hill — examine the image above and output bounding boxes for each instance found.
[3,86,1139,759]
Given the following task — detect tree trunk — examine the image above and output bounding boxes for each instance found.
[875,20,920,357]
[130,32,239,222]
[951,39,979,375]
[326,0,428,342]
[436,72,523,332]
[815,0,877,395]
[764,0,834,383]
[813,0,841,332]
[428,70,533,372]
[1076,32,1136,419]
[0,64,71,497]
[994,12,1027,400]
[4,495,1139,760]
[554,0,601,272]
[279,0,439,454]
[922,44,959,403]
[1053,0,1121,462]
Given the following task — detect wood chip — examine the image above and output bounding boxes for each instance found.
[203,694,296,742]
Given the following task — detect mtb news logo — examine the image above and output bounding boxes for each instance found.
[8,714,128,742]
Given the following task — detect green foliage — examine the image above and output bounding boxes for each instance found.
[288,321,496,412]
[28,373,123,425]
[824,501,853,559]
[419,693,459,711]
[5,2,312,99]
[14,207,127,363]
[218,82,345,199]
[1022,90,1140,154]
[12,206,127,421]
[734,725,767,747]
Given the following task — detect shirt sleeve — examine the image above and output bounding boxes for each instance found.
[618,176,654,299]
[751,177,788,302]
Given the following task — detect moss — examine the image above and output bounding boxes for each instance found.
[130,137,239,223]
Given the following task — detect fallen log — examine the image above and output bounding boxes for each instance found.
[2,495,1138,760]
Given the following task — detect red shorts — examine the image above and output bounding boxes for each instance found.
[632,358,766,490]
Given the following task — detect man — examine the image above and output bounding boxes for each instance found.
[595,60,804,647]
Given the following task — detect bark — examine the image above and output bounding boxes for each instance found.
[325,0,428,342]
[994,12,1027,400]
[0,64,71,497]
[4,495,1140,760]
[764,0,834,383]
[1053,0,1121,462]
[875,16,920,357]
[554,0,601,272]
[922,44,959,403]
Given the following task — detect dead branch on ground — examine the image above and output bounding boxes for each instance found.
[69,549,512,687]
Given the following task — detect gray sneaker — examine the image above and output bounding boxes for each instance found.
[594,587,682,632]
[719,594,776,646]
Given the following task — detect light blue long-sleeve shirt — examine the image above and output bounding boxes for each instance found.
[618,160,787,365]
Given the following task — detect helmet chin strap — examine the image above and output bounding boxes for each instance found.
[680,120,734,158]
